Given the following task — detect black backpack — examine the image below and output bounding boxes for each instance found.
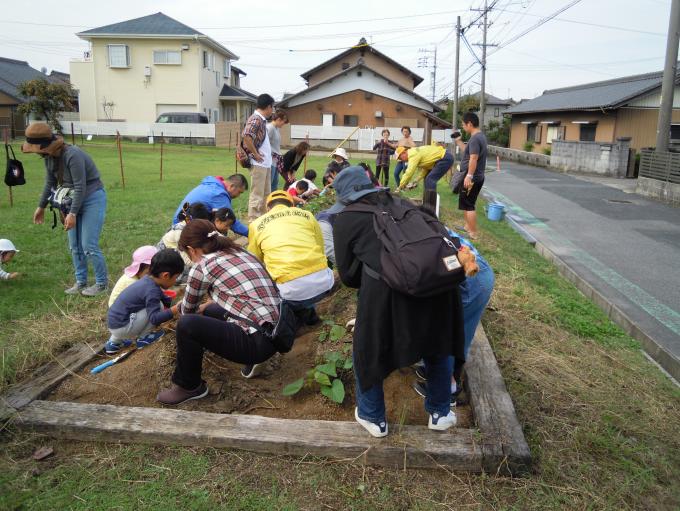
[4,144,25,187]
[343,193,466,297]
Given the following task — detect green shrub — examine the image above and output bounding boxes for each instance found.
[523,141,534,152]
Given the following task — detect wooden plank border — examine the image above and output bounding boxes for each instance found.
[15,400,484,471]
[465,327,532,475]
[0,342,100,421]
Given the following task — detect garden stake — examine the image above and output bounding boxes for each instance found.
[116,131,125,189]
[160,132,164,182]
[70,122,75,145]
[80,129,84,145]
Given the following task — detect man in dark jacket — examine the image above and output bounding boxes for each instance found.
[332,167,464,437]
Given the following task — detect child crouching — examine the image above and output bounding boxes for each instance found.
[108,245,158,307]
[0,239,20,280]
[105,249,184,354]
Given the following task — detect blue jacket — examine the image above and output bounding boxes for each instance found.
[172,176,248,236]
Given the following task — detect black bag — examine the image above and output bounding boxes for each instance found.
[47,157,74,229]
[4,144,25,186]
[451,170,465,194]
[343,193,466,297]
[225,299,298,353]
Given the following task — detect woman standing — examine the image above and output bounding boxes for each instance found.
[281,141,310,190]
[157,220,282,405]
[267,110,288,192]
[23,123,108,296]
[332,166,464,437]
[393,126,416,188]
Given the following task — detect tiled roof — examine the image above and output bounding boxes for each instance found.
[79,12,203,36]
[506,69,674,114]
[0,57,61,102]
[460,91,513,106]
[219,85,256,101]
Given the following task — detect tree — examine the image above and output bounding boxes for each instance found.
[17,78,74,134]
[486,117,511,147]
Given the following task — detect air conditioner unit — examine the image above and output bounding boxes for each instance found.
[181,44,190,51]
[374,110,383,118]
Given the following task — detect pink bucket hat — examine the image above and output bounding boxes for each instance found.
[124,245,158,277]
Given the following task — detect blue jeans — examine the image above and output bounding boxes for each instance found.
[424,151,454,190]
[355,354,451,423]
[67,188,108,285]
[271,163,279,192]
[393,160,405,187]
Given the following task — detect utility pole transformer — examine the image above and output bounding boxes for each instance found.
[656,0,680,152]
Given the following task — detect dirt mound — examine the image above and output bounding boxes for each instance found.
[49,295,472,427]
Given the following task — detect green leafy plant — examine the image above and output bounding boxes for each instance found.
[282,348,353,404]
[542,147,552,156]
[317,320,347,343]
[523,141,534,153]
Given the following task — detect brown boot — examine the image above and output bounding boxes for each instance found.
[157,381,208,405]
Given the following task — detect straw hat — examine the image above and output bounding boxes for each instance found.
[21,123,60,154]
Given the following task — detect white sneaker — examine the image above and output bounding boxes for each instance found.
[428,410,457,431]
[354,407,388,438]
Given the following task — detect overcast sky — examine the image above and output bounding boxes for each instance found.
[0,0,673,102]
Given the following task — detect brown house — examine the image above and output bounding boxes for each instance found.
[506,68,680,153]
[277,38,449,145]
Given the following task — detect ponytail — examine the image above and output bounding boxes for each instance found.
[178,219,238,254]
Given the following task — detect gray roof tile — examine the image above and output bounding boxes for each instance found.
[79,12,203,36]
[0,57,62,101]
[506,69,672,114]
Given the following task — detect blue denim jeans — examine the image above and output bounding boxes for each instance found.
[355,354,452,423]
[393,160,405,187]
[67,188,108,285]
[424,151,454,191]
[271,163,279,192]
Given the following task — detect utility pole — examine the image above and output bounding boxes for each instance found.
[453,16,461,131]
[418,47,438,102]
[432,46,438,103]
[480,0,489,129]
[656,0,680,152]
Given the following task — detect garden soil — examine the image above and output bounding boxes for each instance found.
[49,295,471,427]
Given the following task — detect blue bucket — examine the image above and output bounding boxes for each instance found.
[487,202,506,221]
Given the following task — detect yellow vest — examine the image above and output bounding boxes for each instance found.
[247,205,328,284]
[400,144,447,187]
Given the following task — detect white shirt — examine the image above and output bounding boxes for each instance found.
[277,267,334,301]
[292,178,319,198]
[249,111,272,168]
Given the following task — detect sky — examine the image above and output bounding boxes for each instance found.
[0,0,673,102]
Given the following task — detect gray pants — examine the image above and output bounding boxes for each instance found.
[109,309,154,342]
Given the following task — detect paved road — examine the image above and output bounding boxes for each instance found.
[483,161,680,381]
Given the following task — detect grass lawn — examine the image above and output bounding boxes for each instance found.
[1,141,679,510]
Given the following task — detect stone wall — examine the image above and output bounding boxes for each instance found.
[550,138,631,177]
[636,176,680,205]
[488,145,550,167]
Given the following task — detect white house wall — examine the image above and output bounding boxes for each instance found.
[626,85,680,108]
[285,70,434,112]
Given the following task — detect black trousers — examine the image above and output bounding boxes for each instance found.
[172,304,276,389]
[375,165,389,186]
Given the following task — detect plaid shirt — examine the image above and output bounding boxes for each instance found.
[373,140,395,167]
[242,111,267,154]
[180,249,280,332]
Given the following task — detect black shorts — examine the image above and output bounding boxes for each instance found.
[458,179,484,211]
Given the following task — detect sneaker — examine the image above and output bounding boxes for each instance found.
[157,380,209,405]
[412,381,460,408]
[65,282,87,295]
[354,407,388,438]
[136,330,165,349]
[104,338,133,354]
[241,363,264,379]
[428,410,457,431]
[81,283,108,297]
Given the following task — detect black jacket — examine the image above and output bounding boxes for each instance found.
[333,192,465,390]
[282,149,305,173]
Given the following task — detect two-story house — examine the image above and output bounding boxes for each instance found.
[70,12,255,123]
[277,37,449,144]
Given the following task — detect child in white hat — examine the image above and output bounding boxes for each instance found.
[0,239,20,280]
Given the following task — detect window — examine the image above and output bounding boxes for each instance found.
[579,124,597,142]
[526,123,541,143]
[208,53,214,70]
[225,106,236,122]
[108,45,130,68]
[671,124,680,140]
[215,71,219,87]
[322,113,334,127]
[212,109,219,122]
[546,125,566,144]
[153,50,181,65]
[343,115,359,126]
[494,107,500,118]
[224,60,231,78]
[203,51,208,69]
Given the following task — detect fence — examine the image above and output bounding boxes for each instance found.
[57,121,215,139]
[636,149,680,205]
[488,145,551,167]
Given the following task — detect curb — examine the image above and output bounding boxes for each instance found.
[482,191,680,384]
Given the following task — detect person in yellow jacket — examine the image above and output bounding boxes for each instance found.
[394,143,454,192]
[248,190,334,325]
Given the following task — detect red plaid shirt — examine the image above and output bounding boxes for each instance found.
[242,111,267,154]
[180,249,280,332]
[373,139,395,167]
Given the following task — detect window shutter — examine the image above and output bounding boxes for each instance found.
[535,125,542,143]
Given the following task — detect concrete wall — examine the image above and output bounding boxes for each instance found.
[550,138,631,177]
[488,145,550,167]
[636,176,680,205]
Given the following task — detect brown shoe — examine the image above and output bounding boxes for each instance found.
[157,381,208,405]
